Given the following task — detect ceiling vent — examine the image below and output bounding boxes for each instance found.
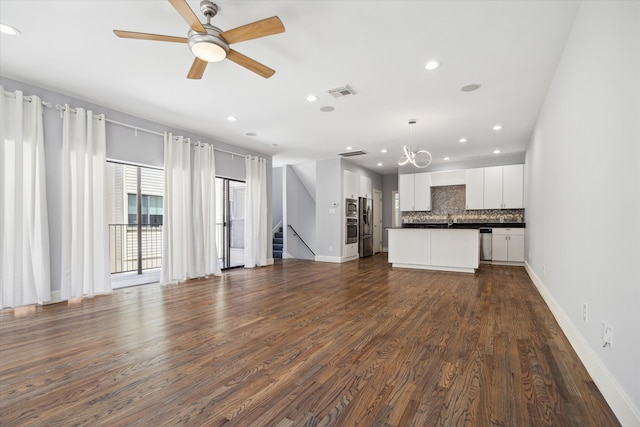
[328,84,356,99]
[339,150,367,157]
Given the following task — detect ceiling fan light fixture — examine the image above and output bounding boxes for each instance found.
[191,41,227,62]
[188,26,229,62]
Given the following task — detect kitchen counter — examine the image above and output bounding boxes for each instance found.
[398,222,525,229]
[388,228,479,273]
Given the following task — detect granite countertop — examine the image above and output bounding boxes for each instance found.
[395,222,526,229]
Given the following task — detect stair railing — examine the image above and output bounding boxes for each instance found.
[287,224,316,256]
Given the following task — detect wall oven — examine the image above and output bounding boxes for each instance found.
[346,218,358,244]
[345,198,358,218]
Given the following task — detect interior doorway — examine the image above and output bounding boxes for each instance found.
[216,177,246,269]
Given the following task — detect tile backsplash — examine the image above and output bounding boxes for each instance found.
[402,185,525,223]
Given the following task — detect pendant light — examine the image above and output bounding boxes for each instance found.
[398,119,432,169]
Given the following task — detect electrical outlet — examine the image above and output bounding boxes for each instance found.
[329,246,333,253]
[543,265,546,276]
[582,303,588,322]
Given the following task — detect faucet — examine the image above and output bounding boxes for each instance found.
[447,213,453,228]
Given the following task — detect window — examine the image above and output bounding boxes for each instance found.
[128,194,163,225]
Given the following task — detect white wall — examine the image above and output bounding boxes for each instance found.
[272,167,283,229]
[314,158,343,260]
[524,2,640,425]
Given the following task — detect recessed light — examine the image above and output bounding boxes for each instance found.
[346,146,353,150]
[459,138,468,143]
[227,116,237,122]
[320,106,335,112]
[0,23,21,36]
[444,157,450,161]
[377,162,383,167]
[381,149,387,153]
[245,132,257,137]
[493,124,503,131]
[424,60,440,71]
[494,149,501,154]
[461,84,481,92]
[306,95,318,102]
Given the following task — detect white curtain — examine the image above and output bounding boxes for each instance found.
[0,87,51,308]
[60,105,111,300]
[161,133,220,284]
[244,156,268,267]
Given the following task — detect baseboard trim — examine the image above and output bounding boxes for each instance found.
[315,255,343,263]
[524,261,640,427]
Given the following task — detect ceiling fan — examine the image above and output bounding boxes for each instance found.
[113,0,285,79]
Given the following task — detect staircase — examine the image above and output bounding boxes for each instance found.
[273,227,283,259]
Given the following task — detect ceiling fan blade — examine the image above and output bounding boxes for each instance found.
[168,0,206,33]
[187,57,208,79]
[221,16,285,45]
[114,30,188,43]
[226,49,275,79]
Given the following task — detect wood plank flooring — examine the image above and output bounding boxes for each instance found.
[0,255,620,426]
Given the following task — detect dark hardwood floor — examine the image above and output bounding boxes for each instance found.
[0,255,620,426]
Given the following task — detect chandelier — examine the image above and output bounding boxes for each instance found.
[398,119,432,169]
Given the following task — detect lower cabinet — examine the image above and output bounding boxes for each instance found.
[492,228,524,262]
[344,243,358,258]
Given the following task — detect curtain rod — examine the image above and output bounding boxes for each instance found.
[52,104,252,159]
[3,90,53,108]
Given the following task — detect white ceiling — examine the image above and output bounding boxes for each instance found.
[0,0,579,174]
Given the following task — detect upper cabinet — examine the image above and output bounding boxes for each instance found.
[344,170,359,200]
[399,172,431,211]
[483,166,503,209]
[359,175,372,198]
[465,168,484,210]
[502,164,524,209]
[483,164,524,209]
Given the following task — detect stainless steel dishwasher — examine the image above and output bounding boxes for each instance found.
[479,228,492,262]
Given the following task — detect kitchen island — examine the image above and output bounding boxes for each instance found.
[387,227,480,273]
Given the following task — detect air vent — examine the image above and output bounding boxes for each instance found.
[339,150,367,157]
[328,84,356,99]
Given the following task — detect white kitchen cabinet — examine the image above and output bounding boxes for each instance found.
[388,228,479,273]
[399,174,414,211]
[399,173,431,211]
[483,166,504,209]
[483,164,524,209]
[414,173,431,211]
[502,164,524,209]
[359,174,372,198]
[492,228,524,262]
[344,242,358,259]
[343,170,359,200]
[465,168,484,210]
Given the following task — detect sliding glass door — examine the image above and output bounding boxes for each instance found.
[216,177,245,269]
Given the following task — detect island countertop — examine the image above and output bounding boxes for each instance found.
[392,222,525,229]
[387,228,479,273]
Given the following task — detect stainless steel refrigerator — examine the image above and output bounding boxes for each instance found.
[359,197,373,257]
